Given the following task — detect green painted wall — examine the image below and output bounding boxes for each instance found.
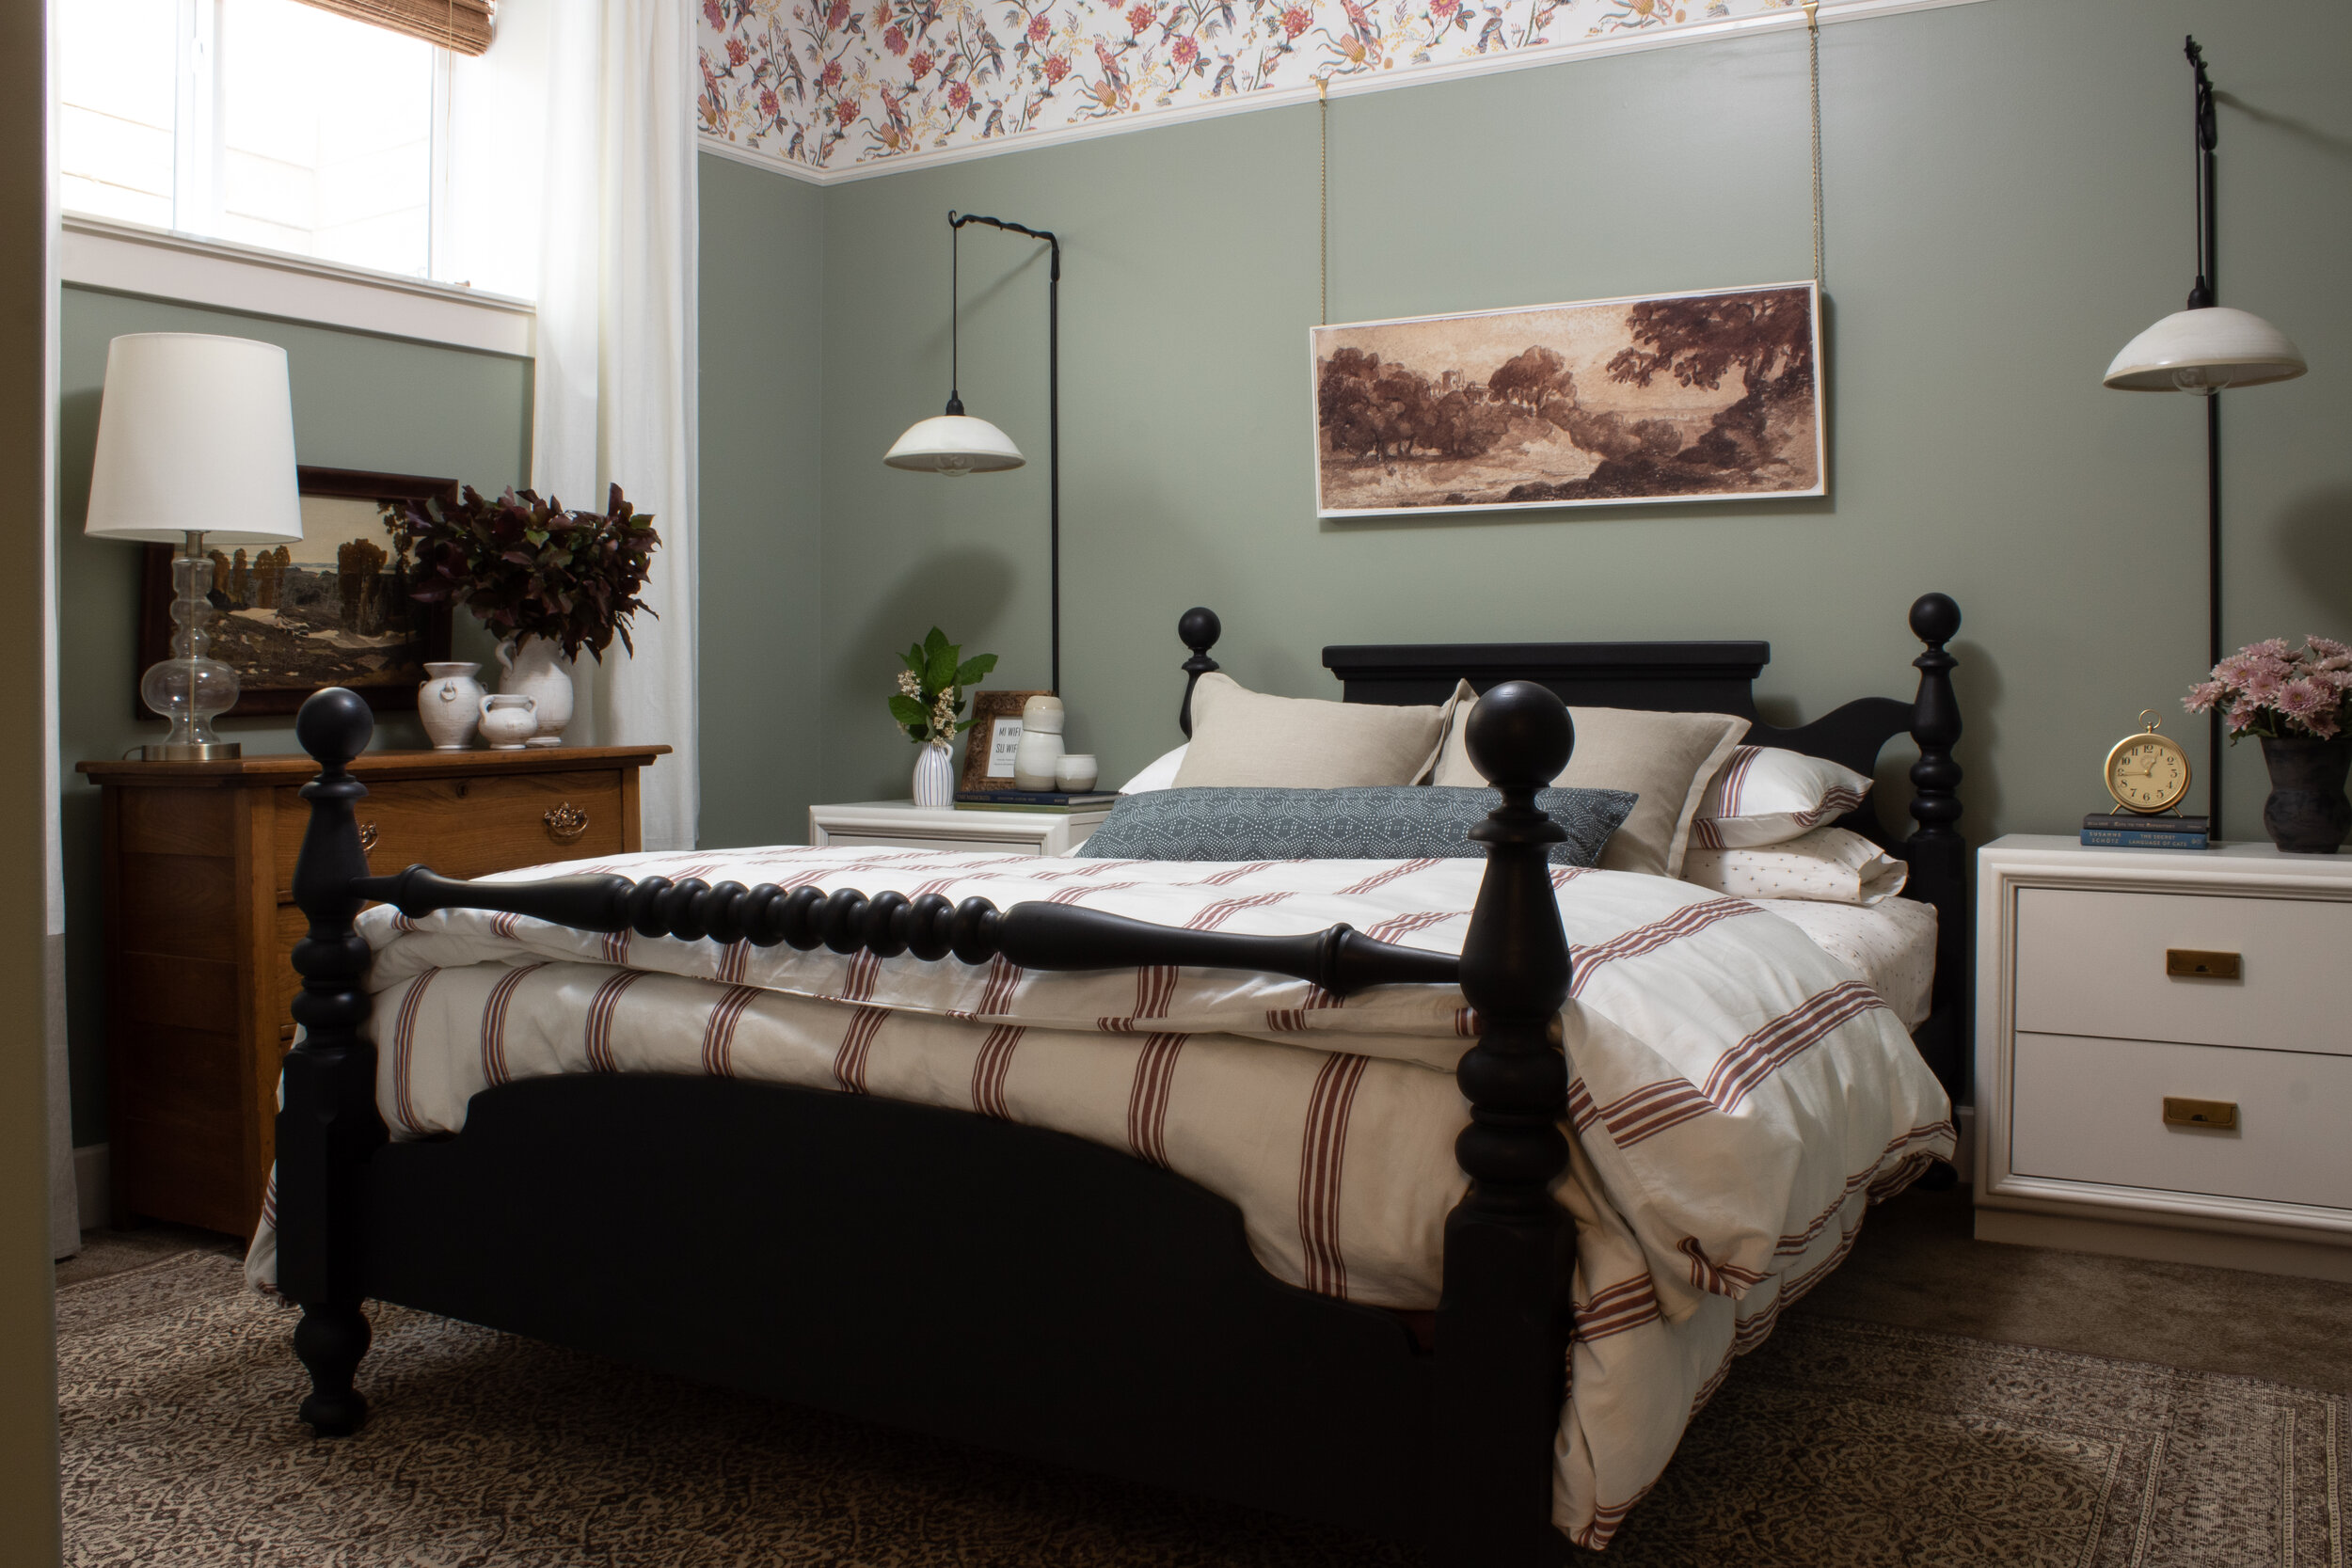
[56,288,532,1147]
[697,153,827,849]
[816,0,2352,847]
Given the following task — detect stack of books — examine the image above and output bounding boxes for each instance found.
[2080,812,2210,850]
[954,789,1120,813]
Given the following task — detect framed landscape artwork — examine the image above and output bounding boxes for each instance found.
[1311,281,1824,517]
[136,466,456,717]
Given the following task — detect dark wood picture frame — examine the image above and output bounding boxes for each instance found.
[958,689,1052,793]
[135,465,458,719]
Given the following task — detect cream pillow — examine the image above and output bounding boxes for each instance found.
[1172,673,1468,789]
[1681,826,1909,906]
[1431,699,1748,879]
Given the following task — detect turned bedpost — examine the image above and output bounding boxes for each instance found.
[277,687,387,1435]
[1176,606,1220,737]
[1903,593,1966,1096]
[1433,681,1576,1567]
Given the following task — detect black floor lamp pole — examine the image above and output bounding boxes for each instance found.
[952,213,1062,696]
[2207,391,2223,832]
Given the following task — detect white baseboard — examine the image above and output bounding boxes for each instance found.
[73,1143,108,1232]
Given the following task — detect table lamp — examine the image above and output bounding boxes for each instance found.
[85,333,304,760]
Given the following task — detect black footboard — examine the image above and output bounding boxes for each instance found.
[275,680,1582,1567]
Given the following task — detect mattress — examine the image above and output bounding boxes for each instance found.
[1752,895,1938,1030]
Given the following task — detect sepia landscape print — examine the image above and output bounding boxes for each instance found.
[1312,282,1823,516]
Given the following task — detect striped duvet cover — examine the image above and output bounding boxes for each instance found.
[246,844,1952,1550]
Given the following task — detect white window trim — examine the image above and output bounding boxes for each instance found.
[58,212,533,357]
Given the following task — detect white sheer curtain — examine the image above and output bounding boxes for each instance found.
[535,0,701,850]
[450,0,701,850]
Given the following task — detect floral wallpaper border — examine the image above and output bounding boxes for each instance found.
[696,0,1978,181]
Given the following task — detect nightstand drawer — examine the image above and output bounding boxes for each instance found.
[2010,1032,2352,1210]
[2013,886,2352,1055]
[272,770,627,896]
[820,831,1027,854]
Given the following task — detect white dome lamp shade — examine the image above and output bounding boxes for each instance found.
[2103,306,2307,394]
[84,332,305,760]
[882,406,1025,476]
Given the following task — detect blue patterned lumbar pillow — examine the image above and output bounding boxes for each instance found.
[1073,785,1636,866]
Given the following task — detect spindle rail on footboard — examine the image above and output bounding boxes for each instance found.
[276,679,1582,1567]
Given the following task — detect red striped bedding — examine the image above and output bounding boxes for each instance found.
[246,844,1951,1550]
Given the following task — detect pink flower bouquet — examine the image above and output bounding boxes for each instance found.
[2185,636,2352,740]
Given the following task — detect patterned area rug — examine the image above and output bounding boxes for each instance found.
[60,1252,2346,1565]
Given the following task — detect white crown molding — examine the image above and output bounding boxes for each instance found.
[58,214,535,358]
[700,0,1990,187]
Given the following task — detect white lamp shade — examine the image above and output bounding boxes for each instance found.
[883,414,1025,476]
[2103,307,2308,393]
[84,333,304,545]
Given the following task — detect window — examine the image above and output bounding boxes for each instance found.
[60,0,452,285]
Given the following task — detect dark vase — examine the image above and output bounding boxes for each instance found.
[2258,735,2352,853]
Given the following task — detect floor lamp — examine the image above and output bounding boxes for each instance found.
[885,210,1063,695]
[2103,38,2306,834]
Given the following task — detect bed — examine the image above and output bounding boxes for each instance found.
[265,594,1965,1563]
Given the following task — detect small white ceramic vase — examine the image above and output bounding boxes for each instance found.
[478,692,538,750]
[419,661,484,750]
[1055,753,1099,793]
[498,636,574,748]
[913,741,955,808]
[1014,695,1065,790]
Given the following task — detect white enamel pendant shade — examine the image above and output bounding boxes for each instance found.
[883,414,1026,476]
[2104,306,2308,393]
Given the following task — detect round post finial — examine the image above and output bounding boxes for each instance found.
[1908,592,1960,648]
[296,688,374,771]
[1465,680,1572,790]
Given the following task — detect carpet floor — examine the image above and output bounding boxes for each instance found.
[57,1195,2352,1566]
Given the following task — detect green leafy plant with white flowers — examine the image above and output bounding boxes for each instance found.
[890,626,997,746]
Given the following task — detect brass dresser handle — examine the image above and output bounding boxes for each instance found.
[357,820,379,854]
[2163,1097,2238,1131]
[543,802,589,844]
[2166,948,2241,979]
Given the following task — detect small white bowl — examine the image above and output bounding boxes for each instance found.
[1056,753,1099,792]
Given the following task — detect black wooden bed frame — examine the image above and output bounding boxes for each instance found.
[276,594,1963,1566]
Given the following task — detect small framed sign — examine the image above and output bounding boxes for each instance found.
[960,689,1050,793]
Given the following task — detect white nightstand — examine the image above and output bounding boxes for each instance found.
[807,799,1114,857]
[1975,834,2352,1281]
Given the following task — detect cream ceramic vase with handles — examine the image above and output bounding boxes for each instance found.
[418,661,484,750]
[913,741,955,808]
[498,636,574,747]
[477,692,538,750]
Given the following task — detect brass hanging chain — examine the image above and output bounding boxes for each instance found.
[1318,75,1329,325]
[1804,0,1823,284]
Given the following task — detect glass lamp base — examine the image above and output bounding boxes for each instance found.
[136,740,242,761]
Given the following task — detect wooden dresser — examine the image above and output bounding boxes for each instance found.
[78,745,668,1238]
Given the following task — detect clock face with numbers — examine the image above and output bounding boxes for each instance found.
[2104,726,2192,814]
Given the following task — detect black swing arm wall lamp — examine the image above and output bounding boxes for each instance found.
[885,210,1065,695]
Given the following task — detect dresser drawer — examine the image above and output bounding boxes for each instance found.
[2010,1032,2352,1211]
[2012,886,2352,1056]
[272,768,627,896]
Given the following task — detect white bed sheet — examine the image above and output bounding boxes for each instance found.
[1752,895,1937,1030]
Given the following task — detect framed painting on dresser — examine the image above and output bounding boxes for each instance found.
[136,465,456,717]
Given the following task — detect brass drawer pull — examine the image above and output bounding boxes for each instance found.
[357,820,379,854]
[543,802,590,844]
[2166,948,2240,979]
[2163,1097,2238,1131]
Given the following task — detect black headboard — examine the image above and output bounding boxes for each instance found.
[1168,598,1969,1101]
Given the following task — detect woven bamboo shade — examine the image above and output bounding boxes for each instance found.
[291,0,493,55]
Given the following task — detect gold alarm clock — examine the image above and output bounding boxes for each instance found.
[2104,710,2192,815]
